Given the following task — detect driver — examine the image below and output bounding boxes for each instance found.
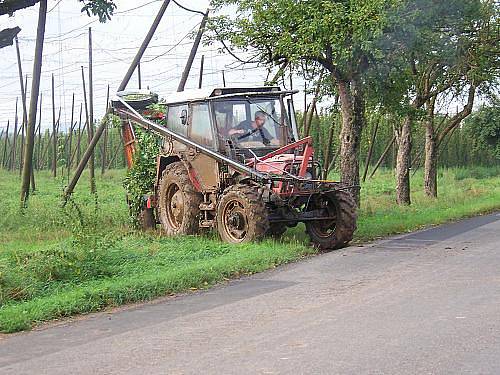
[228,111,273,145]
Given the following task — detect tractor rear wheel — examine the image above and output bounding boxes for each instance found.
[216,184,269,244]
[158,162,202,236]
[305,189,357,250]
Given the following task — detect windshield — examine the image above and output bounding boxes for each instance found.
[212,97,287,148]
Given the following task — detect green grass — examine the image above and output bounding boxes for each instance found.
[0,166,499,333]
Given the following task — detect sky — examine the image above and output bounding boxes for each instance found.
[0,0,300,133]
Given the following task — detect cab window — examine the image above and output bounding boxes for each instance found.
[166,104,188,136]
[189,103,213,147]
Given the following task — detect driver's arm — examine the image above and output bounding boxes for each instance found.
[228,128,245,136]
[228,121,249,136]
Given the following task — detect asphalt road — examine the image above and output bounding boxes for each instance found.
[1,213,499,374]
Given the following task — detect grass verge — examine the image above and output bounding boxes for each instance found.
[0,167,499,333]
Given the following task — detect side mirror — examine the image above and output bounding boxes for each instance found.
[180,109,188,125]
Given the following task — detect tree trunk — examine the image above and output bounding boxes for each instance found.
[423,97,437,198]
[424,120,437,198]
[337,77,363,205]
[395,116,411,205]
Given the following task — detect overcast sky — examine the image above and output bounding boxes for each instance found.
[0,0,296,132]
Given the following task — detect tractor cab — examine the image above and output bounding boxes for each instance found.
[160,87,298,160]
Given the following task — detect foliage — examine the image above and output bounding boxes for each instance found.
[464,103,500,160]
[122,128,161,227]
[78,0,116,22]
[209,0,397,74]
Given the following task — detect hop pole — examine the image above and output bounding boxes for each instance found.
[63,0,172,202]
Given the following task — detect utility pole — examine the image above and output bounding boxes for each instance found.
[20,0,47,206]
[177,10,209,92]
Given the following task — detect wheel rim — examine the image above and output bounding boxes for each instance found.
[165,183,184,229]
[222,199,249,242]
[308,195,338,238]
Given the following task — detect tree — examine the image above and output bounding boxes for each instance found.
[464,102,500,161]
[420,0,498,198]
[208,0,400,205]
[369,0,498,202]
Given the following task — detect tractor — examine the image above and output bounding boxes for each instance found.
[112,86,357,249]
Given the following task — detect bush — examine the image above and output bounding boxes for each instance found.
[454,166,500,180]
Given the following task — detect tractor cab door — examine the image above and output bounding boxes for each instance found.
[185,102,219,191]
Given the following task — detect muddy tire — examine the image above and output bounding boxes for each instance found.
[158,162,202,236]
[305,188,357,250]
[267,223,287,239]
[216,184,269,244]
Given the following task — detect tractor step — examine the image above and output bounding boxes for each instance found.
[199,202,215,211]
[200,219,214,228]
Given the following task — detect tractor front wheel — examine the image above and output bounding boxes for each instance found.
[305,189,357,250]
[158,162,202,236]
[216,184,269,244]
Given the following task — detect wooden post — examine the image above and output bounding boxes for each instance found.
[107,136,124,170]
[15,36,28,170]
[63,113,109,202]
[81,66,94,193]
[20,75,28,175]
[10,98,19,171]
[2,121,9,168]
[36,93,42,170]
[369,135,396,179]
[137,62,142,89]
[51,73,57,177]
[67,93,75,172]
[76,103,82,165]
[117,0,172,92]
[88,27,96,193]
[198,54,204,89]
[177,10,209,92]
[20,0,47,204]
[66,0,173,200]
[362,115,380,182]
[101,84,109,175]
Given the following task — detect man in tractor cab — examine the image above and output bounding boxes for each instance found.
[228,111,273,145]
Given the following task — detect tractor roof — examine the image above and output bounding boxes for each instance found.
[162,86,289,105]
